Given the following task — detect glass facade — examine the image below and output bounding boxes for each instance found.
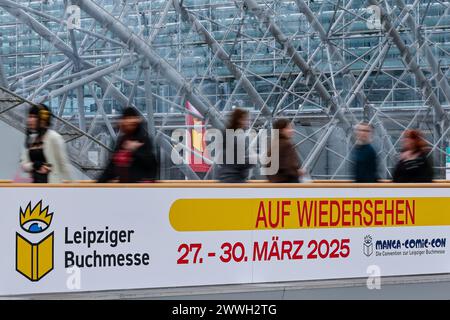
[0,0,449,179]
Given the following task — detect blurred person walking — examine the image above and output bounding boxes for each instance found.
[393,129,433,183]
[21,104,72,183]
[98,107,158,183]
[216,108,253,183]
[267,119,304,183]
[351,122,379,183]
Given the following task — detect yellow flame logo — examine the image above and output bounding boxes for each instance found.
[20,201,53,233]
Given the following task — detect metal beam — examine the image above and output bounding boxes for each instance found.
[242,0,355,172]
[34,60,126,88]
[142,59,156,137]
[0,1,202,180]
[368,0,448,127]
[295,0,396,176]
[302,123,338,170]
[295,0,363,107]
[243,0,352,132]
[10,60,69,91]
[0,2,78,61]
[174,0,272,120]
[28,62,73,101]
[0,0,127,48]
[0,85,111,151]
[395,0,450,106]
[8,63,65,82]
[155,132,201,180]
[79,83,117,155]
[0,3,127,111]
[72,0,225,131]
[148,0,172,44]
[48,56,140,98]
[0,54,8,88]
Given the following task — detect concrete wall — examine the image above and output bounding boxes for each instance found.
[0,120,90,180]
[0,120,24,180]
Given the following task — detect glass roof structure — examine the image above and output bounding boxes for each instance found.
[0,0,449,179]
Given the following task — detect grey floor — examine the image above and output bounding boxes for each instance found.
[3,274,450,300]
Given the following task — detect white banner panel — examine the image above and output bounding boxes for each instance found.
[0,186,449,295]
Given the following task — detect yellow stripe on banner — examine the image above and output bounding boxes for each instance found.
[32,244,38,280]
[169,198,450,231]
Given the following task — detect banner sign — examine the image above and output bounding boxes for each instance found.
[0,186,449,295]
[185,101,210,172]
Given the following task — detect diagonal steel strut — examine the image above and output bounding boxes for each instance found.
[173,0,272,120]
[243,0,353,130]
[294,0,397,175]
[242,0,354,172]
[395,0,450,107]
[72,0,225,131]
[368,0,449,127]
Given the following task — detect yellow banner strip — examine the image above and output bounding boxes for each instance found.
[169,198,450,231]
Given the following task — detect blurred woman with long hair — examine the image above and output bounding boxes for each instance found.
[393,129,433,183]
[267,119,304,183]
[216,108,253,183]
[21,104,71,183]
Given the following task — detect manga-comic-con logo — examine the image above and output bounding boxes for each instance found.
[364,235,373,257]
[16,201,54,281]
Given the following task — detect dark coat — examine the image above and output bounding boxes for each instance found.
[98,124,158,183]
[215,130,253,183]
[267,136,301,183]
[393,152,433,183]
[351,143,379,183]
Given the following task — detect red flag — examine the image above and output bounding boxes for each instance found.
[185,101,210,172]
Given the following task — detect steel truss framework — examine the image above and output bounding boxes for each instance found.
[0,0,449,179]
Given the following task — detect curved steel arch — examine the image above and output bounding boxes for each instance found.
[0,0,449,180]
